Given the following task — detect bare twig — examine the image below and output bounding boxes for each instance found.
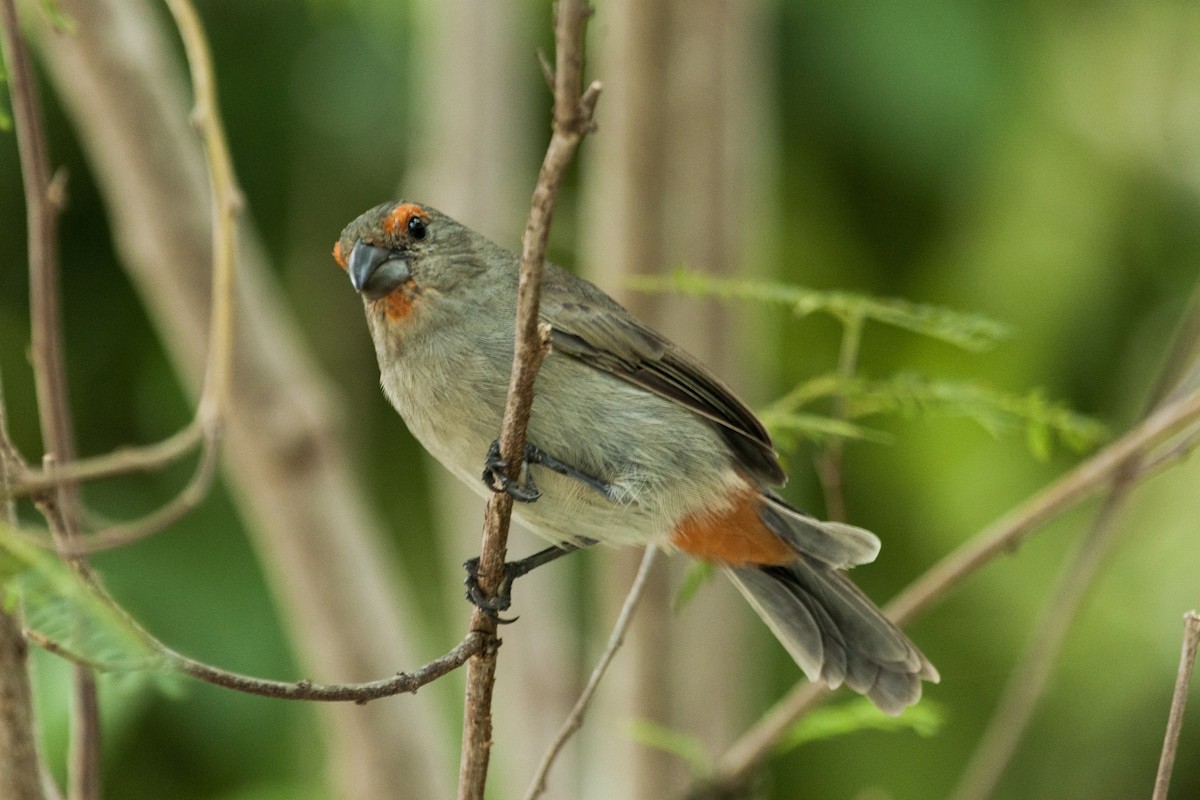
[947,483,1134,800]
[0,368,46,800]
[948,274,1200,800]
[524,546,660,800]
[20,546,485,702]
[6,421,204,500]
[36,0,456,792]
[162,0,240,430]
[701,385,1200,796]
[53,439,220,555]
[457,3,601,798]
[1152,611,1200,800]
[175,634,485,701]
[887,387,1200,625]
[25,627,485,704]
[0,0,240,541]
[814,311,864,521]
[0,2,101,796]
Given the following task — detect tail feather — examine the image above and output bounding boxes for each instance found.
[758,493,880,569]
[727,560,938,715]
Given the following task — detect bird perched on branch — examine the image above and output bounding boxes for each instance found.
[333,200,938,714]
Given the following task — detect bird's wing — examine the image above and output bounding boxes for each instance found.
[540,264,785,485]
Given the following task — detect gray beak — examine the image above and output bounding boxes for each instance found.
[348,240,411,301]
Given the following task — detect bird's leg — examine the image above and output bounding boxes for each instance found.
[521,442,618,500]
[464,538,597,622]
[482,440,617,502]
[482,440,541,502]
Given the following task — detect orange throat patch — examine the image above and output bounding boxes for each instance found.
[379,285,416,321]
[670,488,795,566]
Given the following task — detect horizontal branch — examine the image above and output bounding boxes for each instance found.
[26,627,485,704]
[5,421,204,500]
[172,634,485,703]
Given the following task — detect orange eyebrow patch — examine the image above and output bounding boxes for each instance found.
[383,203,430,236]
[332,240,347,270]
[671,488,795,566]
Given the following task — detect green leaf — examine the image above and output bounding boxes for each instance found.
[0,525,168,673]
[628,269,1009,351]
[774,697,944,756]
[764,372,1108,457]
[625,718,711,778]
[759,410,894,449]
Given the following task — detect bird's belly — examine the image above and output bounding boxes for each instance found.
[380,345,742,550]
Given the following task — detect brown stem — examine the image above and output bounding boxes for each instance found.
[947,277,1200,800]
[0,368,46,800]
[35,0,457,792]
[947,483,1135,800]
[524,546,660,800]
[1152,611,1200,800]
[0,2,101,797]
[456,2,601,798]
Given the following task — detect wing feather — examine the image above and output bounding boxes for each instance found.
[541,265,785,485]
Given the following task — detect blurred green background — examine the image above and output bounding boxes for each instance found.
[2,0,1199,798]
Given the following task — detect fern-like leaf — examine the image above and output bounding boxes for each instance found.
[766,372,1108,457]
[774,697,943,755]
[1,526,167,673]
[628,269,1009,351]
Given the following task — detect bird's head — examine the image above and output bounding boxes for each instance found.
[333,200,501,326]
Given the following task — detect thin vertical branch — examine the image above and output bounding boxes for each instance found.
[1152,611,1200,800]
[162,0,240,432]
[815,311,864,522]
[0,1,100,797]
[524,546,660,800]
[0,366,46,800]
[457,2,601,798]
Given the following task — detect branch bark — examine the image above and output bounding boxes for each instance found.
[34,0,455,795]
[456,3,601,798]
[947,276,1200,800]
[1152,610,1200,800]
[0,368,45,800]
[0,2,99,797]
[524,546,659,800]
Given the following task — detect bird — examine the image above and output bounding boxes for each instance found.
[333,199,938,714]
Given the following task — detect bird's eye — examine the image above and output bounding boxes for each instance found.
[407,215,428,240]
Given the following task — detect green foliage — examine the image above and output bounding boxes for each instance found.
[629,268,1009,352]
[763,372,1109,458]
[758,409,894,448]
[632,270,1107,460]
[773,697,943,755]
[625,718,712,778]
[627,698,942,778]
[0,525,168,673]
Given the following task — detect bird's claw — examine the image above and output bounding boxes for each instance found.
[463,556,519,624]
[482,440,541,502]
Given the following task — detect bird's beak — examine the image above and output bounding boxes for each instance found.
[348,240,411,301]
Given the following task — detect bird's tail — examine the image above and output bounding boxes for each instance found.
[726,558,939,715]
